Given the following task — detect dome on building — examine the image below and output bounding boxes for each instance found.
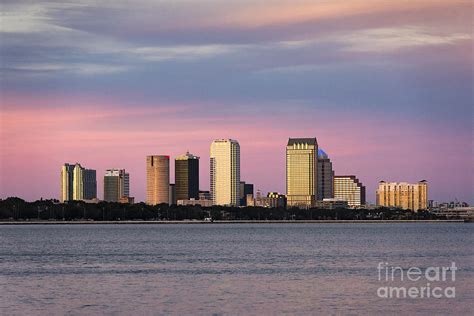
[318,148,328,159]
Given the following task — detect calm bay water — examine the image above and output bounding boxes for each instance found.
[0,223,473,315]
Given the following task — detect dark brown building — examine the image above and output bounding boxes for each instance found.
[175,152,199,201]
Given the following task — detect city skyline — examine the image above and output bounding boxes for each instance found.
[1,133,470,204]
[1,1,472,204]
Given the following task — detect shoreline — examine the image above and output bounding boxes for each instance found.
[0,219,468,225]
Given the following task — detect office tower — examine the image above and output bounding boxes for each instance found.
[286,138,318,209]
[376,181,428,211]
[146,155,170,205]
[60,163,75,202]
[83,169,97,200]
[239,181,254,206]
[104,169,129,202]
[60,163,96,202]
[334,176,366,207]
[175,152,199,201]
[317,149,334,200]
[210,139,240,206]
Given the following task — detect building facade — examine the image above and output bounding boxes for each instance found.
[146,155,170,205]
[60,163,75,202]
[104,169,129,202]
[175,152,199,201]
[177,199,214,207]
[286,138,318,209]
[60,163,96,202]
[239,181,254,206]
[315,198,349,209]
[199,190,211,201]
[169,184,176,205]
[317,149,334,200]
[334,176,366,207]
[376,181,428,211]
[210,139,240,206]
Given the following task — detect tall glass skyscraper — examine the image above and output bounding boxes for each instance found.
[60,163,96,202]
[146,155,170,205]
[286,138,318,209]
[210,139,240,206]
[175,152,199,201]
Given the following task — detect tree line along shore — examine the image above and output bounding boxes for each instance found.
[0,197,465,222]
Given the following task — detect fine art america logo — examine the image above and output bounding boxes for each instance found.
[377,262,457,299]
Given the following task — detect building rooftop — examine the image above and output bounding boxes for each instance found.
[212,139,239,143]
[287,138,318,146]
[176,151,200,160]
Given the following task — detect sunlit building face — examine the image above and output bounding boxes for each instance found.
[210,139,240,207]
[334,176,365,207]
[376,181,428,211]
[146,155,170,205]
[286,138,318,209]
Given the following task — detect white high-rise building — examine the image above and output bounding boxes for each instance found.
[210,139,240,206]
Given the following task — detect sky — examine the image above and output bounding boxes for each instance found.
[0,0,472,204]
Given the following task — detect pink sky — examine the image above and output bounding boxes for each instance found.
[1,0,472,204]
[1,94,471,203]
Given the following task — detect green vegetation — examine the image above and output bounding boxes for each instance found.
[0,197,443,221]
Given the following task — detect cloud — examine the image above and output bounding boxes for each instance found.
[341,26,471,53]
[4,63,130,76]
[129,44,246,61]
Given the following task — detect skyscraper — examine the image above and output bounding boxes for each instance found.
[317,149,334,200]
[83,169,97,200]
[210,139,240,206]
[376,181,428,211]
[146,155,170,205]
[104,169,129,202]
[60,163,75,202]
[60,163,96,202]
[334,176,366,207]
[175,152,199,201]
[286,138,318,209]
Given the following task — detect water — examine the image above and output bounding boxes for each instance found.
[0,223,472,315]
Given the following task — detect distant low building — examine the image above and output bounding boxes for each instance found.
[431,207,474,219]
[199,190,211,200]
[315,198,349,209]
[177,198,213,207]
[83,198,101,204]
[249,191,286,208]
[119,196,135,204]
[376,181,427,211]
